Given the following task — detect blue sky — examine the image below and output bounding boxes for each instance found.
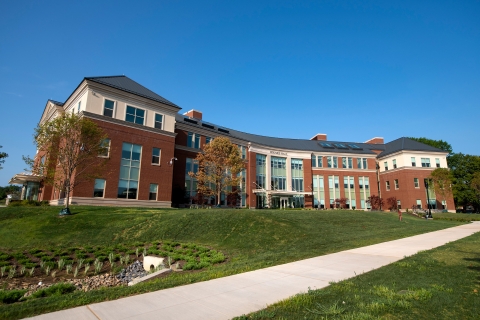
[0,0,479,185]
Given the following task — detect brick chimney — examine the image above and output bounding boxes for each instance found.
[183,109,202,120]
[364,137,384,144]
[310,133,327,141]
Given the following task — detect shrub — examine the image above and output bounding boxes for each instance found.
[0,289,27,304]
[28,283,76,299]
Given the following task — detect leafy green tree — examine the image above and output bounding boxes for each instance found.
[189,137,246,206]
[24,112,107,210]
[408,137,453,157]
[429,168,453,210]
[448,153,480,210]
[0,185,20,200]
[471,172,480,204]
[0,145,8,170]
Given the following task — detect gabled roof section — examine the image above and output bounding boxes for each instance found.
[48,99,64,106]
[85,76,180,109]
[378,137,446,158]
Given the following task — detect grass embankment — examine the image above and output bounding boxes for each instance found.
[235,229,480,320]
[0,206,465,319]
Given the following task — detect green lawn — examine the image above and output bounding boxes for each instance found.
[235,228,480,320]
[0,206,467,319]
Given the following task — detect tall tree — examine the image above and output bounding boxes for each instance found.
[408,137,453,157]
[471,172,480,205]
[429,168,453,210]
[24,112,107,210]
[448,153,480,210]
[189,137,246,206]
[0,145,8,170]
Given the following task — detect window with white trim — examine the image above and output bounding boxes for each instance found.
[93,179,106,197]
[386,180,390,191]
[357,158,368,169]
[411,157,416,167]
[77,101,81,113]
[103,99,115,117]
[154,114,163,129]
[126,106,145,125]
[384,161,388,171]
[393,159,397,169]
[394,179,399,189]
[152,148,161,165]
[435,158,440,168]
[421,158,431,167]
[187,132,200,149]
[99,139,111,158]
[117,143,141,199]
[149,184,158,200]
[414,178,419,188]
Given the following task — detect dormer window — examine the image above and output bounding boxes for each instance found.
[103,99,115,117]
[125,106,145,125]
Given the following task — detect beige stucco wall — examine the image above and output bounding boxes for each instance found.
[83,87,177,133]
[379,151,448,173]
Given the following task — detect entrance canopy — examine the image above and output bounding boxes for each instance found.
[9,172,42,185]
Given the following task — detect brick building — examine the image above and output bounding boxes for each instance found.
[9,75,454,212]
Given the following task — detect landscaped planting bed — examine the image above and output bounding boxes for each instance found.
[0,240,225,303]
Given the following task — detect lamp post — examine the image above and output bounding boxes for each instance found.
[424,180,432,219]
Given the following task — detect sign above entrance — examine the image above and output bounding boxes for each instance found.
[248,146,310,159]
[270,151,287,156]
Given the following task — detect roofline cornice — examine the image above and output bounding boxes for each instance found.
[377,149,448,160]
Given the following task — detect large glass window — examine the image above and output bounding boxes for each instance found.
[103,99,114,117]
[152,148,161,165]
[344,176,356,209]
[94,179,106,197]
[357,158,368,169]
[312,155,323,168]
[187,132,201,149]
[328,175,340,208]
[125,106,145,125]
[185,158,199,200]
[327,156,338,168]
[271,157,286,190]
[342,157,352,169]
[149,184,158,200]
[291,159,304,192]
[313,175,325,208]
[118,143,142,199]
[239,145,247,159]
[154,114,163,129]
[256,154,266,189]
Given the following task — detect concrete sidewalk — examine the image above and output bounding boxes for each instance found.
[28,222,480,320]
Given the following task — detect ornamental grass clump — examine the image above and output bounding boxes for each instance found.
[124,254,130,266]
[28,267,35,277]
[108,252,114,268]
[20,265,26,276]
[73,266,79,278]
[8,266,16,279]
[77,258,84,270]
[45,265,50,276]
[66,264,72,274]
[94,259,103,275]
[84,263,90,276]
[57,258,65,271]
[1,266,6,277]
[51,270,57,278]
[135,248,139,257]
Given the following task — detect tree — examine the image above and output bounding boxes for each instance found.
[429,168,453,210]
[471,172,480,205]
[0,185,20,200]
[367,195,384,210]
[189,137,246,206]
[0,145,8,170]
[24,112,107,210]
[408,137,453,157]
[334,197,348,209]
[448,153,480,211]
[386,196,398,210]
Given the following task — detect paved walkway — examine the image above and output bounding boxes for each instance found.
[28,222,480,320]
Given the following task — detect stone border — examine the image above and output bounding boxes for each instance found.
[128,268,172,286]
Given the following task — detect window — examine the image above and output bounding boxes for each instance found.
[154,114,163,129]
[99,139,111,158]
[312,155,323,168]
[77,101,81,113]
[393,159,397,169]
[416,199,422,209]
[152,148,161,165]
[271,157,287,190]
[384,161,388,171]
[239,145,247,159]
[291,159,304,192]
[206,137,212,144]
[126,106,145,125]
[357,158,368,169]
[435,158,440,168]
[93,179,106,197]
[386,181,390,191]
[327,156,338,168]
[414,178,419,188]
[187,132,200,149]
[411,157,416,167]
[118,143,142,199]
[421,158,431,167]
[256,154,267,189]
[185,157,199,200]
[397,200,401,210]
[149,184,158,200]
[394,179,399,189]
[342,157,352,168]
[103,99,115,117]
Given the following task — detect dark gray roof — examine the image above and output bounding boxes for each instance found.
[48,99,64,106]
[378,137,446,158]
[176,114,382,155]
[85,76,180,109]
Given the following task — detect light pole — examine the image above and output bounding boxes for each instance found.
[424,180,432,219]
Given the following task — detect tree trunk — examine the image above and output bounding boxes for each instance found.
[65,184,70,209]
[217,189,221,206]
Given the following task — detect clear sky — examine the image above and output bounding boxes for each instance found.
[0,0,479,185]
